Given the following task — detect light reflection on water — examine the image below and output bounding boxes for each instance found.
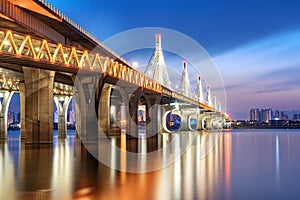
[1,129,300,199]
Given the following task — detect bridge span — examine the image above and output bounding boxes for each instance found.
[0,0,230,144]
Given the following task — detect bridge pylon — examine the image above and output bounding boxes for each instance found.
[197,75,204,103]
[179,61,193,98]
[144,34,171,88]
[206,85,212,107]
[213,93,217,110]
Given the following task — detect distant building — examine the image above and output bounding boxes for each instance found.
[53,110,58,123]
[260,109,273,123]
[293,114,300,121]
[280,111,289,120]
[7,111,15,125]
[274,110,281,120]
[250,108,292,122]
[250,109,260,121]
[15,112,21,123]
[69,110,76,124]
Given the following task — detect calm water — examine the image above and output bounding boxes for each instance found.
[1,129,300,199]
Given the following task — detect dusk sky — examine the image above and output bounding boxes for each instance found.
[36,0,300,119]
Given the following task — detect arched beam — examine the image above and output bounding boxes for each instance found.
[54,95,72,139]
[0,91,14,139]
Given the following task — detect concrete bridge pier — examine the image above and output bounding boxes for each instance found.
[19,82,26,140]
[98,84,111,137]
[74,74,101,142]
[22,67,55,144]
[128,88,143,138]
[143,94,162,138]
[0,90,14,139]
[54,95,72,139]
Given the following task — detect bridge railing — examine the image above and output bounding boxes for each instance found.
[0,29,162,93]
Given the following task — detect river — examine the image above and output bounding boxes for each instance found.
[1,129,300,199]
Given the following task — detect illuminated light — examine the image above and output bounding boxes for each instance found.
[64,54,68,58]
[183,60,187,68]
[76,187,93,196]
[7,47,13,53]
[170,102,179,109]
[132,61,138,68]
[3,40,10,46]
[35,47,40,52]
[7,81,12,87]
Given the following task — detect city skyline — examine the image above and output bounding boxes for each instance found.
[249,108,300,122]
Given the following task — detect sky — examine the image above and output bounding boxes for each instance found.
[11,0,300,119]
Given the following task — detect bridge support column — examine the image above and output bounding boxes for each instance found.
[98,84,111,136]
[0,91,14,139]
[145,95,162,137]
[54,95,72,139]
[74,74,100,142]
[128,88,144,138]
[23,67,55,144]
[19,82,26,140]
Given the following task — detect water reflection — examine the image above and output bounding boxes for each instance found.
[0,142,16,200]
[2,130,300,199]
[275,134,280,193]
[51,135,77,199]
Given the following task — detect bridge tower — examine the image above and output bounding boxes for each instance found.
[144,34,171,88]
[197,75,204,103]
[206,85,212,107]
[179,61,193,98]
[213,93,217,110]
[218,97,221,111]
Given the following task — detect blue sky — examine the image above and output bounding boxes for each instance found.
[41,0,300,119]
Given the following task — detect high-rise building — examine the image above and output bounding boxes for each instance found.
[7,111,15,125]
[250,108,260,121]
[250,108,292,122]
[260,109,272,123]
[53,110,58,123]
[280,111,289,120]
[274,110,281,120]
[15,112,21,123]
[293,114,300,121]
[69,110,76,124]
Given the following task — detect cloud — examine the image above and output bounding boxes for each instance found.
[212,29,300,119]
[214,29,300,81]
[252,65,300,93]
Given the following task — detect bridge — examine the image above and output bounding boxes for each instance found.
[0,0,230,144]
